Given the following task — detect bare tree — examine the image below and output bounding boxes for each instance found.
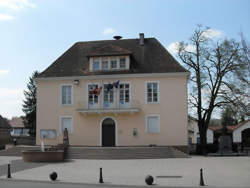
[177,25,249,154]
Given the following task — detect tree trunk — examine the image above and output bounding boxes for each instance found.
[197,120,208,155]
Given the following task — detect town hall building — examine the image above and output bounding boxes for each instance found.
[36,33,189,149]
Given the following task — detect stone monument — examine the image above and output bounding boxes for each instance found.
[218,125,232,155]
[63,128,69,146]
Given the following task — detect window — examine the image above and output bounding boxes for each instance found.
[40,129,57,139]
[146,82,159,103]
[102,59,109,70]
[61,85,72,105]
[93,60,100,70]
[91,56,129,71]
[61,117,73,134]
[119,58,126,69]
[88,84,98,107]
[103,84,114,108]
[111,59,117,69]
[146,115,160,134]
[119,83,130,105]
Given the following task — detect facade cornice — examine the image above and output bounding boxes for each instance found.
[35,72,190,81]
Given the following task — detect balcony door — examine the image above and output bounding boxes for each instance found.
[101,118,116,147]
[119,83,130,108]
[103,84,115,108]
[88,84,99,109]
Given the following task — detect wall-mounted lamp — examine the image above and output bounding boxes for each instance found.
[74,79,79,85]
[133,128,137,137]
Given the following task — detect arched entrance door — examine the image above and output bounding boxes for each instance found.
[242,128,250,147]
[102,118,116,147]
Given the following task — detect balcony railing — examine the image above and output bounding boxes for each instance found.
[76,99,141,115]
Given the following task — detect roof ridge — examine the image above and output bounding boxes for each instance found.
[75,37,156,44]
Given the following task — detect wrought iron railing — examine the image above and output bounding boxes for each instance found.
[76,99,141,111]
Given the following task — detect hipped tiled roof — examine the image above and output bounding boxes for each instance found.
[38,37,187,78]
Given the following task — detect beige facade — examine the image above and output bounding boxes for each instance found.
[36,73,188,147]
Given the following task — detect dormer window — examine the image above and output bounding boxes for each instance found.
[90,56,129,72]
[93,59,100,70]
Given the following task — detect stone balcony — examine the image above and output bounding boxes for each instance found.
[76,100,141,115]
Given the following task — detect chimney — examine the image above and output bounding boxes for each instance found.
[139,33,144,45]
[113,36,122,40]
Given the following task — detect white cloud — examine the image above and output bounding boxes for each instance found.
[202,29,223,39]
[102,28,115,36]
[0,13,14,20]
[0,69,10,76]
[167,42,195,55]
[0,0,36,11]
[167,42,179,55]
[0,87,24,118]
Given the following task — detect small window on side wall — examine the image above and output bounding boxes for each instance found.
[61,85,72,105]
[61,117,73,134]
[146,115,160,134]
[146,82,159,103]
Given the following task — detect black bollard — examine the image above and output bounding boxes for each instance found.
[7,163,11,178]
[145,175,154,185]
[99,167,104,183]
[200,168,205,186]
[50,172,58,181]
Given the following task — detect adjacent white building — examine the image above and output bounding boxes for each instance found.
[193,120,250,146]
[232,120,250,145]
[194,124,214,144]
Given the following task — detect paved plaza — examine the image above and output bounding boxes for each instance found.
[0,156,250,187]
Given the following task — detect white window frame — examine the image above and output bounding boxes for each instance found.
[118,81,131,108]
[61,84,73,106]
[60,116,73,135]
[103,82,115,108]
[90,56,130,71]
[111,58,118,69]
[87,82,100,109]
[119,57,126,69]
[93,58,100,71]
[145,81,160,104]
[101,58,109,70]
[145,114,160,134]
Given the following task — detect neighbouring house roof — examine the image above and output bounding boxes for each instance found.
[228,120,250,131]
[0,115,11,129]
[208,120,250,132]
[208,126,223,132]
[38,37,188,78]
[8,117,25,128]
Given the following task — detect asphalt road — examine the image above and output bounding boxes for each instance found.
[0,179,197,188]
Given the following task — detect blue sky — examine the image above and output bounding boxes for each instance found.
[0,0,249,118]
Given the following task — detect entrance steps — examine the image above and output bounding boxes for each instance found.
[66,146,189,159]
[0,146,189,159]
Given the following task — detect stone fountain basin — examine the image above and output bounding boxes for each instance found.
[22,150,64,162]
